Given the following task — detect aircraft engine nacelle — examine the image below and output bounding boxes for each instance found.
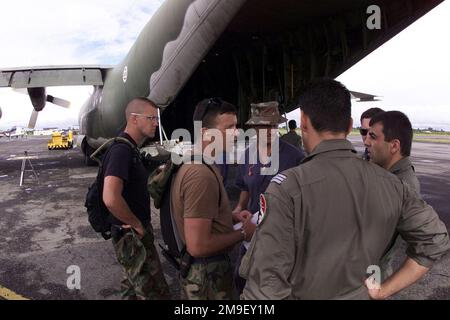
[27,87,46,111]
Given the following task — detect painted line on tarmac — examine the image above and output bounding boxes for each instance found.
[0,284,29,300]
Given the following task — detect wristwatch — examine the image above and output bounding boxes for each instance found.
[240,228,247,240]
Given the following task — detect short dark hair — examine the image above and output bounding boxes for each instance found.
[298,79,351,133]
[193,98,237,128]
[360,107,384,123]
[125,97,158,120]
[288,120,297,130]
[369,111,413,157]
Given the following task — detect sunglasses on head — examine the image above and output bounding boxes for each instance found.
[359,128,369,136]
[199,97,223,121]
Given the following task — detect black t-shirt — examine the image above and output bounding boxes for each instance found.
[102,133,151,228]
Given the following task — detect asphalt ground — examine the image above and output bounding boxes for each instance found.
[0,135,449,300]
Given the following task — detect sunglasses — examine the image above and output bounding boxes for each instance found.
[359,128,369,136]
[131,113,159,122]
[199,97,223,121]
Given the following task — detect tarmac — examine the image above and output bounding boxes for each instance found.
[0,135,449,300]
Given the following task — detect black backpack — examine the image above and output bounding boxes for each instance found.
[84,137,138,240]
[148,157,221,270]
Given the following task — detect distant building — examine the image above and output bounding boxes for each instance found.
[34,128,58,136]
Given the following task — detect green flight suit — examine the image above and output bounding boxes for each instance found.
[240,139,449,300]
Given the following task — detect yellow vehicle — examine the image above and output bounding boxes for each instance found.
[47,130,73,150]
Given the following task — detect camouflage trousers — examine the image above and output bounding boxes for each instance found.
[112,226,171,300]
[181,256,236,300]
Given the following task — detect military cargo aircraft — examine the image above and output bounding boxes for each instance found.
[0,0,443,164]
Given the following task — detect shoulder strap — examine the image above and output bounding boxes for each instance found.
[169,171,185,253]
[114,136,136,148]
[90,136,138,165]
[114,137,140,167]
[204,163,222,205]
[168,161,222,254]
[189,155,222,205]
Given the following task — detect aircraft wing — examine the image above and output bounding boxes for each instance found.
[349,90,381,102]
[0,65,112,88]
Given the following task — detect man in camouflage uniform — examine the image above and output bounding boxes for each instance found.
[365,110,421,280]
[103,97,171,299]
[112,227,170,299]
[181,256,236,300]
[170,98,255,300]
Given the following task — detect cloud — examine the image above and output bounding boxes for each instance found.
[0,0,164,129]
[0,0,449,130]
[0,0,165,67]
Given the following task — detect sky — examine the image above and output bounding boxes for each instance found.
[0,0,449,131]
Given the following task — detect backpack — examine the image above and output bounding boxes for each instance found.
[148,158,183,268]
[84,137,138,240]
[148,157,221,270]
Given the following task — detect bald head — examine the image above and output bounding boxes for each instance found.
[125,97,157,121]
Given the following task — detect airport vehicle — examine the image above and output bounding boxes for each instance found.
[0,0,443,164]
[47,130,74,150]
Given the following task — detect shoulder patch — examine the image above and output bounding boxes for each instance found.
[270,173,287,185]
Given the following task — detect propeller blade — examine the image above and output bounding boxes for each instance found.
[47,95,71,108]
[28,110,39,129]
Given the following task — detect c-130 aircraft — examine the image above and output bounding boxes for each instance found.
[0,0,443,164]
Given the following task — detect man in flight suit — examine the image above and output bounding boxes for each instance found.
[365,110,420,194]
[360,107,384,160]
[240,79,449,300]
[365,110,421,280]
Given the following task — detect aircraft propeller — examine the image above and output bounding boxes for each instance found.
[12,88,71,128]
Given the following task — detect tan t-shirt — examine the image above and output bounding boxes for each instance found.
[171,163,233,245]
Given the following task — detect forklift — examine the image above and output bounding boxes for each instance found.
[47,130,73,150]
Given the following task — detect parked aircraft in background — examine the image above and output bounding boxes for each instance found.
[0,126,27,139]
[0,0,442,164]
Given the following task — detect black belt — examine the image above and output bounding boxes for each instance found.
[111,225,128,241]
[111,224,149,241]
[191,254,228,264]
